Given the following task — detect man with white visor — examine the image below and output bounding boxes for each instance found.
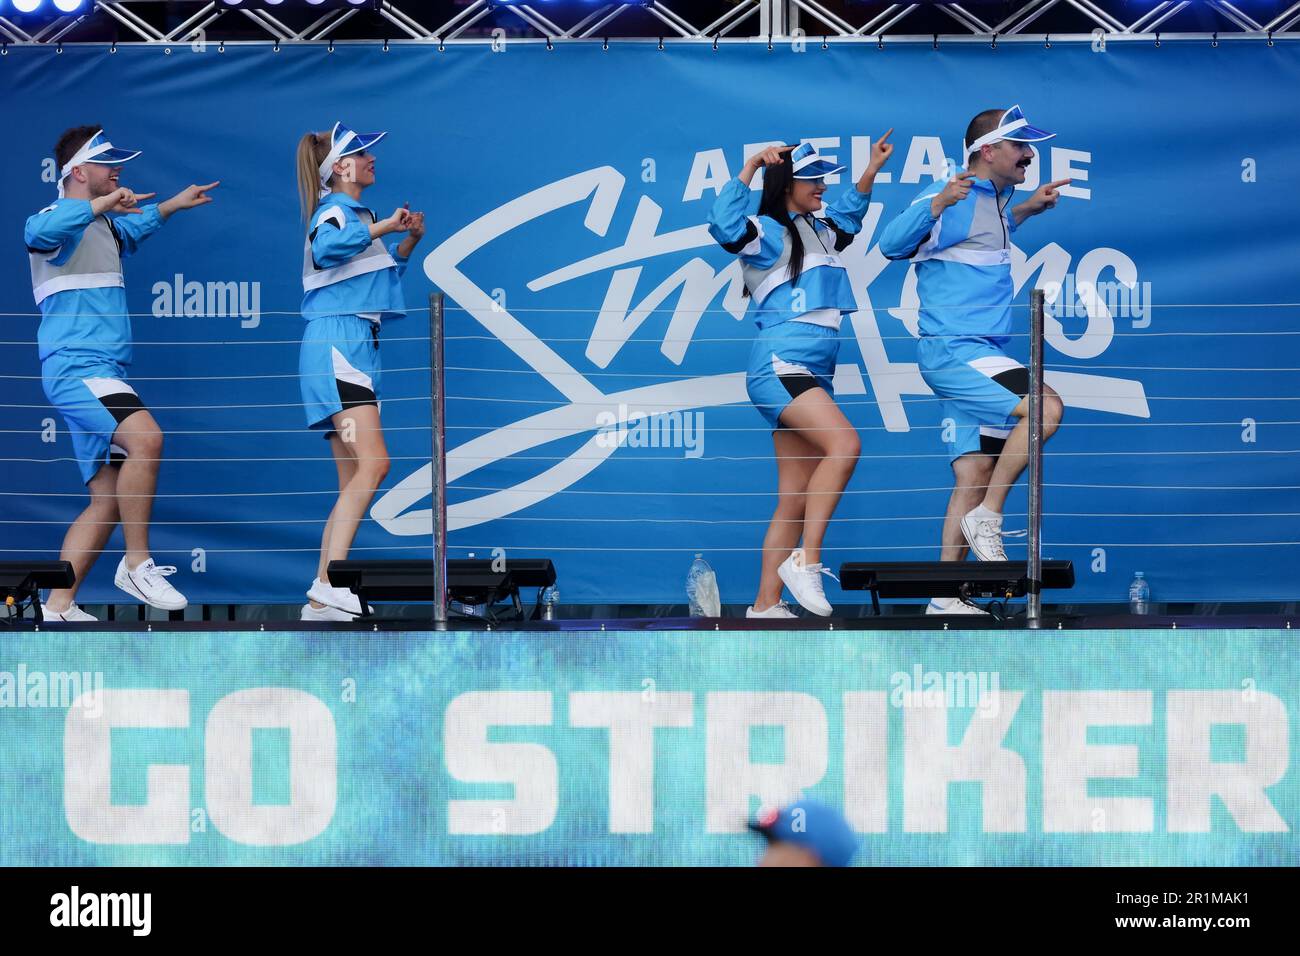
[25,126,219,620]
[879,106,1071,613]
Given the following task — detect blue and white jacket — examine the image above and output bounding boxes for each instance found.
[302,191,409,322]
[877,176,1020,346]
[707,177,871,329]
[25,198,164,366]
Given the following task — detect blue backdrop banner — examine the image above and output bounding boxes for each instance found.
[0,629,1295,866]
[3,42,1299,603]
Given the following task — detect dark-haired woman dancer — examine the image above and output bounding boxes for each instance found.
[708,133,893,617]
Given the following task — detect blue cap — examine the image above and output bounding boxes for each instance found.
[749,799,860,866]
[788,141,845,180]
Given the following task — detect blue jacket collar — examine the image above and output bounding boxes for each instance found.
[968,176,1017,201]
[322,190,369,209]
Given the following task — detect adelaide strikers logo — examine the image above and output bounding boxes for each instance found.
[371,156,1151,536]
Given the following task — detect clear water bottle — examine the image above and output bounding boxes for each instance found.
[542,586,559,621]
[686,553,721,617]
[1128,572,1150,615]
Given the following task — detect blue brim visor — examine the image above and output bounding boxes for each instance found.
[967,105,1056,157]
[338,130,387,157]
[792,158,845,180]
[1003,122,1055,143]
[84,145,143,165]
[319,123,388,196]
[57,130,143,196]
[69,131,142,168]
[789,142,845,179]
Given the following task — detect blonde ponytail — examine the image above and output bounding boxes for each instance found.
[296,131,333,228]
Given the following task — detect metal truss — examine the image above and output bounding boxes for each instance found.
[0,0,1296,46]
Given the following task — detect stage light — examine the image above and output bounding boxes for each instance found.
[53,0,85,13]
[12,0,45,16]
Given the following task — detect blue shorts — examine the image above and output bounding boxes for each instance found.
[746,320,840,429]
[41,352,146,484]
[300,314,382,432]
[917,337,1027,462]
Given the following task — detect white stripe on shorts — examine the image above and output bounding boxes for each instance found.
[81,377,138,399]
[967,354,1024,380]
[331,346,374,392]
[770,352,812,378]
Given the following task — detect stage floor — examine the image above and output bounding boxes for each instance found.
[11,609,1300,631]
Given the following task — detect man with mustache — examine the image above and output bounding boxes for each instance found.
[879,107,1071,613]
[26,126,218,620]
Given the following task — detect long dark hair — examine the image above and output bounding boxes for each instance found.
[745,154,804,298]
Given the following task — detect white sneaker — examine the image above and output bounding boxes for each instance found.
[307,577,362,615]
[961,507,1009,561]
[300,602,357,622]
[41,602,98,622]
[926,596,990,616]
[115,557,188,610]
[777,549,837,617]
[747,601,798,619]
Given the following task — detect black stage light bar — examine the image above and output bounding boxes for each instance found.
[327,558,556,621]
[0,561,75,623]
[838,560,1074,614]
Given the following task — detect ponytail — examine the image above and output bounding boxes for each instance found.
[296,131,332,228]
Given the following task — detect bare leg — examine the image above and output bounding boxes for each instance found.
[315,433,360,581]
[982,387,1063,513]
[309,406,389,606]
[111,409,164,569]
[941,454,995,561]
[772,388,861,566]
[753,429,818,610]
[45,463,120,610]
[309,432,362,609]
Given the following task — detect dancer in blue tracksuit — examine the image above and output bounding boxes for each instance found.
[295,122,425,621]
[25,126,219,621]
[878,106,1071,613]
[708,133,894,618]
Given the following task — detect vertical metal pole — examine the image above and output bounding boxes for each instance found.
[761,0,790,38]
[430,292,448,628]
[1027,289,1045,628]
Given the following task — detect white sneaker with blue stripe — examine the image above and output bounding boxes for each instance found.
[41,601,98,622]
[115,557,188,611]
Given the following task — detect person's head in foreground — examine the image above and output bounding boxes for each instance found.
[750,799,860,867]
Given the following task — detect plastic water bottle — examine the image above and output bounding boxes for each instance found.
[542,586,559,621]
[686,553,721,617]
[1128,572,1150,615]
